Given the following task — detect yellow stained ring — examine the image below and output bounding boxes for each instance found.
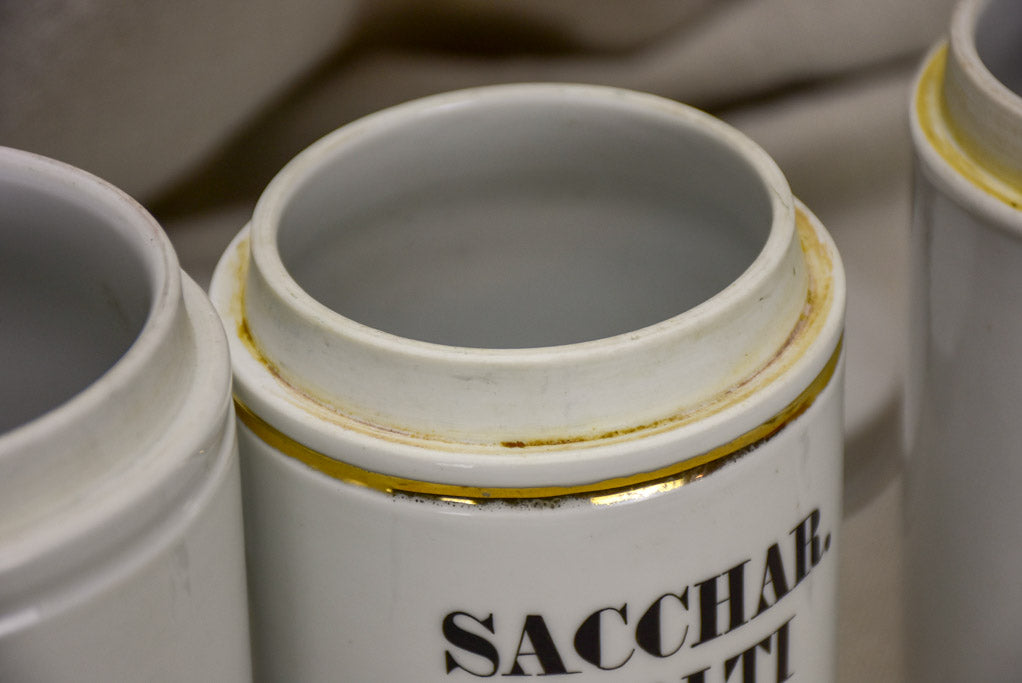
[915,45,1022,210]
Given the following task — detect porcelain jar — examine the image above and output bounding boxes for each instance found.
[210,84,846,682]
[0,148,251,681]
[906,0,1022,679]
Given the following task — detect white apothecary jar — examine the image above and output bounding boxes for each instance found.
[907,0,1022,679]
[211,84,846,682]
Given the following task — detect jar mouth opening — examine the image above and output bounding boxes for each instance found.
[254,84,793,353]
[0,149,175,440]
[231,86,818,447]
[972,0,1022,101]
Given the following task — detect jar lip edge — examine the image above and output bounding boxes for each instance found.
[215,201,844,484]
[910,44,1022,224]
[950,0,1022,116]
[245,83,798,361]
[0,148,183,453]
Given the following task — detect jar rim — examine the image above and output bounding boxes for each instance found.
[215,84,844,477]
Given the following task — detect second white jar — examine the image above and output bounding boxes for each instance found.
[0,148,251,681]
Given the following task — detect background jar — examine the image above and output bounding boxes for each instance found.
[906,0,1022,679]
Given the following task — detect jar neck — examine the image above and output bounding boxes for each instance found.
[944,0,1022,187]
[238,85,811,445]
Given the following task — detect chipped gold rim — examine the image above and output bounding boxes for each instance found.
[915,45,1022,210]
[234,338,841,503]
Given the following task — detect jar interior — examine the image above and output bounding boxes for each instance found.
[0,178,151,433]
[975,0,1022,98]
[278,94,774,348]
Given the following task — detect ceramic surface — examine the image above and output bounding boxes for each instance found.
[0,148,251,681]
[906,0,1022,679]
[210,84,846,681]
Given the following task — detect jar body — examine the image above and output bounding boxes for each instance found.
[905,176,1022,680]
[237,370,842,681]
[0,409,248,682]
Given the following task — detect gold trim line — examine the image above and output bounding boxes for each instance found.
[234,339,841,502]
